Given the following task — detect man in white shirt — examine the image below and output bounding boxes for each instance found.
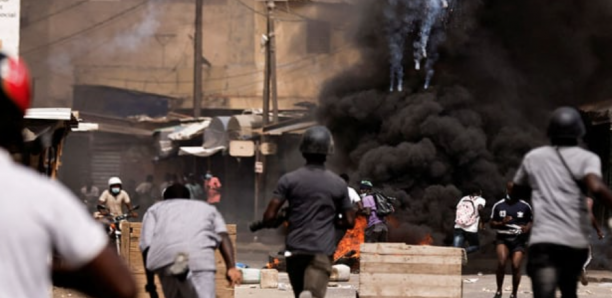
[0,52,136,298]
[453,188,486,255]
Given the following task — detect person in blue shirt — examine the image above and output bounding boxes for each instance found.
[490,182,533,298]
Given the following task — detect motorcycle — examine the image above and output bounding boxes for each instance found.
[96,205,140,253]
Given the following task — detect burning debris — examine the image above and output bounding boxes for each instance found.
[319,0,612,242]
[385,0,454,91]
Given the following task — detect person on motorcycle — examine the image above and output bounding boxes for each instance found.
[98,176,137,218]
[0,52,136,297]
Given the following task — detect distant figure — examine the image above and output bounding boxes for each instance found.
[361,180,388,243]
[185,173,204,200]
[98,177,137,218]
[204,171,222,205]
[160,173,177,197]
[136,175,156,200]
[453,188,486,255]
[490,182,533,298]
[80,178,100,208]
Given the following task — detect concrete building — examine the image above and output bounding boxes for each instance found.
[20,0,360,112]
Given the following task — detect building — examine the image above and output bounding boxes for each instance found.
[20,0,360,112]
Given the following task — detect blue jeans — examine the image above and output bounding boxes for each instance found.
[527,243,588,298]
[453,228,480,253]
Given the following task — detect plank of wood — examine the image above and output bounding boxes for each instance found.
[360,243,462,257]
[360,253,461,265]
[360,262,461,275]
[359,273,462,297]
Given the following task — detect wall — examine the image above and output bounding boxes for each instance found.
[20,0,360,111]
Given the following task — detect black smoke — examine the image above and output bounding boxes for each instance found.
[318,0,612,242]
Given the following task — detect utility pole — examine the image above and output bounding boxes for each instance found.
[268,1,279,124]
[193,0,204,118]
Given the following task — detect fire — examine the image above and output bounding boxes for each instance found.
[265,258,280,269]
[334,216,367,261]
[418,233,434,245]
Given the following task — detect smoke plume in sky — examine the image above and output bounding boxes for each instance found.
[318,0,612,243]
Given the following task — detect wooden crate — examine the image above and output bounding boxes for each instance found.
[359,243,463,298]
[121,222,237,298]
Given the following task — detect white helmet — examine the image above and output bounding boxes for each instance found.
[108,177,122,186]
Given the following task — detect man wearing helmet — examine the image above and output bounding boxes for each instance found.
[0,52,136,297]
[512,107,612,298]
[99,176,138,218]
[359,180,388,243]
[261,125,355,298]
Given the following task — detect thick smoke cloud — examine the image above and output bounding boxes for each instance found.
[318,0,612,242]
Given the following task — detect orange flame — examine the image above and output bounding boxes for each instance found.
[265,258,280,269]
[418,233,434,245]
[334,216,367,261]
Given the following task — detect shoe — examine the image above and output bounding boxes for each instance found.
[580,271,589,286]
[493,292,502,298]
[509,294,516,298]
[461,248,468,266]
[299,291,313,298]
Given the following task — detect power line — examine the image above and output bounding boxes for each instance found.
[23,0,89,28]
[22,0,148,55]
[233,0,305,23]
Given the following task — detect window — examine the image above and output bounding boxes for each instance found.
[306,20,331,54]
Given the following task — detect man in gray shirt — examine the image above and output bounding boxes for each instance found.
[262,126,355,298]
[513,107,612,298]
[140,184,241,298]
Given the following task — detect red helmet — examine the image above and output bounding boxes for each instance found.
[0,52,31,115]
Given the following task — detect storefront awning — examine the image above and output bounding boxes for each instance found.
[178,146,226,157]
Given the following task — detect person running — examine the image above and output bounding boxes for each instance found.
[261,126,355,298]
[512,107,612,298]
[453,188,486,254]
[490,182,533,298]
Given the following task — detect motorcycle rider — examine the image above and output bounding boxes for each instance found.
[261,126,355,298]
[0,52,137,297]
[99,176,137,218]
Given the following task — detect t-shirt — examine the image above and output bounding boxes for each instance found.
[140,199,227,271]
[362,194,383,227]
[490,198,533,240]
[0,150,107,298]
[205,177,222,204]
[98,189,131,216]
[348,187,361,204]
[273,165,352,256]
[454,196,486,233]
[513,145,601,249]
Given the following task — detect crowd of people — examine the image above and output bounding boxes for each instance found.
[2,51,612,298]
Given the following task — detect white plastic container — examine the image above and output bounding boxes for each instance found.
[239,268,261,284]
[329,264,351,282]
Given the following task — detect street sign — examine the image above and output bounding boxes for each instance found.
[255,161,264,173]
[0,0,21,56]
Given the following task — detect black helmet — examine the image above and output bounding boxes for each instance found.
[299,125,334,155]
[547,107,586,139]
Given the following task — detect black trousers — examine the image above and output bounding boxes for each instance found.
[527,243,589,298]
[286,254,332,298]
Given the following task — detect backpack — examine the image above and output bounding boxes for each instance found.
[455,197,477,227]
[373,192,396,217]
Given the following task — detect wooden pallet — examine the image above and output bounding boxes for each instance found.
[359,243,463,298]
[120,222,237,298]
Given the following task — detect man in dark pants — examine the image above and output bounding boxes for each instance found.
[512,107,612,298]
[490,182,533,298]
[262,126,355,298]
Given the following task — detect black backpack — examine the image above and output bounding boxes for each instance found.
[373,192,396,217]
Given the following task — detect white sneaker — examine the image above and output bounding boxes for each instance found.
[299,290,313,298]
